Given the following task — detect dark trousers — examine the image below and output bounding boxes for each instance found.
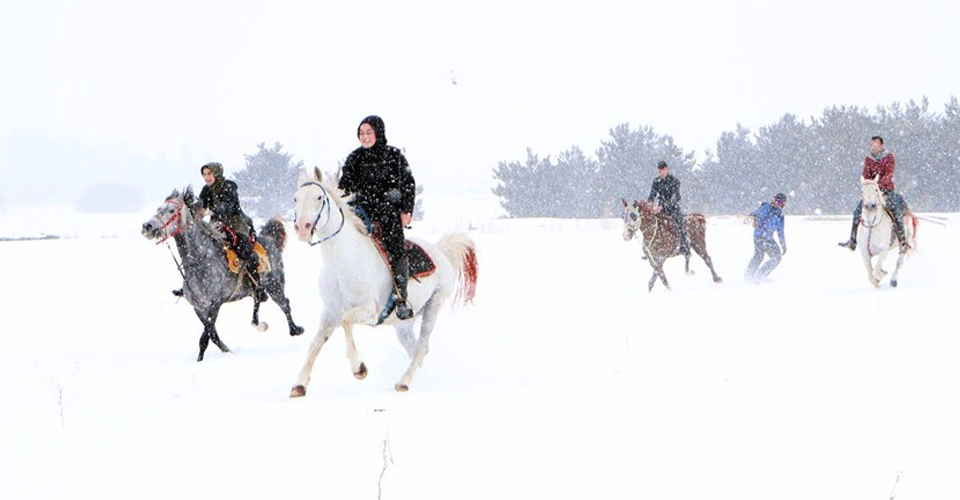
[664,208,689,254]
[745,238,782,278]
[365,208,410,302]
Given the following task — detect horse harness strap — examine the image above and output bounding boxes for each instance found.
[298,181,346,246]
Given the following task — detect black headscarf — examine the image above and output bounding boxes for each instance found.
[358,115,388,147]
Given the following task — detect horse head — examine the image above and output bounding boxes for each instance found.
[860,175,885,212]
[294,167,336,243]
[621,198,643,241]
[142,187,194,242]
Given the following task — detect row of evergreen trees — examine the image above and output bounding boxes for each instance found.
[234,142,424,220]
[493,96,960,217]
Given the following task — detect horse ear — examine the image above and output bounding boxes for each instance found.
[313,166,323,182]
[621,197,628,207]
[184,185,195,204]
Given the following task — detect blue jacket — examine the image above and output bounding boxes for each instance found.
[752,202,785,245]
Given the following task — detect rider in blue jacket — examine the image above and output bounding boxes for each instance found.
[745,193,787,282]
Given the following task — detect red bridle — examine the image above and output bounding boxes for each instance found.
[152,199,188,244]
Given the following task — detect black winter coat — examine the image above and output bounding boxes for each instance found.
[199,179,253,237]
[647,174,683,214]
[338,144,416,221]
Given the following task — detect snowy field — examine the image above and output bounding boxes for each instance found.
[1,206,958,499]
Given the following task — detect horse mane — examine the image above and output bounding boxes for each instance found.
[165,186,226,242]
[304,168,369,237]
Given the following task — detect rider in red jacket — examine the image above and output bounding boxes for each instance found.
[838,136,910,252]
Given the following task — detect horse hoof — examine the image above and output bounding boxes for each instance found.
[253,321,269,333]
[290,385,306,398]
[685,270,695,276]
[394,383,409,392]
[715,277,723,283]
[290,325,304,336]
[891,280,898,288]
[354,363,368,380]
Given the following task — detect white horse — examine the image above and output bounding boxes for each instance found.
[858,176,917,287]
[289,167,478,396]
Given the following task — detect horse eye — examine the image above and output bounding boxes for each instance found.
[630,213,638,221]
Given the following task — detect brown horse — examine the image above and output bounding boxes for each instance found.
[621,198,722,291]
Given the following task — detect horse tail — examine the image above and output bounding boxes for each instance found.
[260,217,287,252]
[909,212,919,249]
[437,232,478,306]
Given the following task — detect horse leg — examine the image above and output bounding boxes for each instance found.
[264,272,303,336]
[341,321,367,380]
[648,259,670,292]
[250,297,268,333]
[691,231,722,283]
[683,252,694,276]
[290,316,338,398]
[394,320,418,359]
[195,307,227,362]
[890,251,907,287]
[396,294,439,392]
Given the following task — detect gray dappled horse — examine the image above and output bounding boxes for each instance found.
[141,187,303,361]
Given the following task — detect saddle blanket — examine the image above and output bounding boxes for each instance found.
[226,242,270,274]
[373,239,436,279]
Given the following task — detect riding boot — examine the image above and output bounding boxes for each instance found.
[390,254,414,320]
[838,202,861,250]
[246,255,267,302]
[890,200,911,253]
[674,214,690,256]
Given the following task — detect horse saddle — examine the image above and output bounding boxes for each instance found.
[373,239,436,279]
[225,242,271,274]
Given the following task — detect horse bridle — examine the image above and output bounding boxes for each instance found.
[152,198,188,244]
[860,185,886,229]
[296,181,345,246]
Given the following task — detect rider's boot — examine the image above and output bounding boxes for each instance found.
[839,203,861,250]
[892,205,911,253]
[246,255,267,302]
[838,223,858,250]
[390,254,414,320]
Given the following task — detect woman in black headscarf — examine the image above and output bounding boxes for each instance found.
[338,115,417,320]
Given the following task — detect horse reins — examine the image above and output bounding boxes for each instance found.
[297,181,345,246]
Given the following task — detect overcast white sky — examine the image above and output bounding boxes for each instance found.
[2,0,958,196]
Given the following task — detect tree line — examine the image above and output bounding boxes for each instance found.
[493,96,960,217]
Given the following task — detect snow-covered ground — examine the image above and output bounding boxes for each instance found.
[2,206,958,499]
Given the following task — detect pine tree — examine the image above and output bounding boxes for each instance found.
[234,142,304,219]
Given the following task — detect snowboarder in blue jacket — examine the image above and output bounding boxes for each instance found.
[745,193,787,282]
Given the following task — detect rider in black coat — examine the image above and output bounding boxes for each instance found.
[198,161,264,300]
[647,160,690,256]
[338,115,416,320]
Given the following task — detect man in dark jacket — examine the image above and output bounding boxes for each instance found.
[647,160,689,256]
[338,115,416,320]
[745,193,787,282]
[198,161,265,300]
[838,136,910,252]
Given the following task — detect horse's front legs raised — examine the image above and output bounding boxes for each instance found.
[290,316,337,398]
